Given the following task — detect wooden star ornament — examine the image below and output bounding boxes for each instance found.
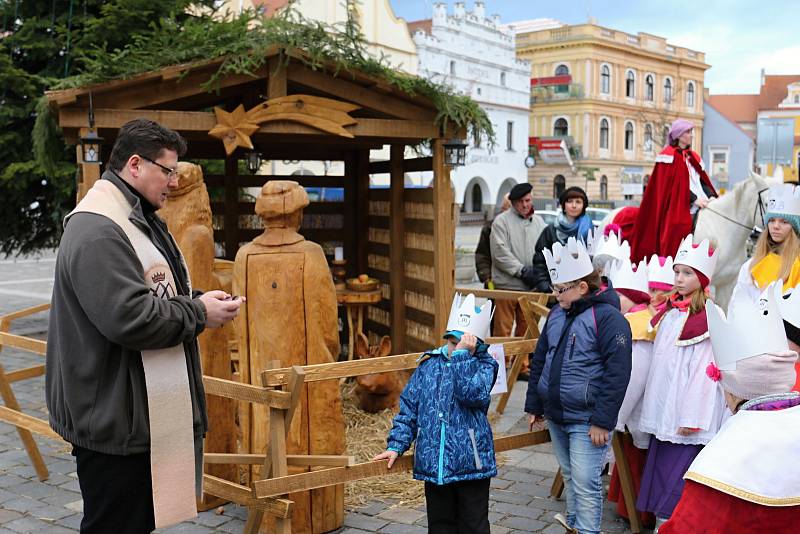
[208,105,261,156]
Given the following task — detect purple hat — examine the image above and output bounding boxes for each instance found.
[668,119,694,145]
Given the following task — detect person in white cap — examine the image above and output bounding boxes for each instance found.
[636,235,728,532]
[661,292,800,532]
[374,294,498,533]
[525,238,632,534]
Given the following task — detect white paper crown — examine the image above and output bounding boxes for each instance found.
[592,231,631,264]
[543,237,594,284]
[706,293,789,371]
[766,183,800,217]
[647,255,674,288]
[585,227,598,256]
[446,293,493,341]
[771,280,800,329]
[609,258,649,295]
[674,234,717,280]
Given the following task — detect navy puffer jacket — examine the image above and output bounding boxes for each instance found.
[525,285,632,431]
[386,343,499,485]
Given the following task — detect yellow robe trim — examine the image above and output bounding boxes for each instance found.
[751,253,800,292]
[684,471,800,507]
[626,309,656,342]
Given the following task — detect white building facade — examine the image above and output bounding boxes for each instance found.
[410,1,530,216]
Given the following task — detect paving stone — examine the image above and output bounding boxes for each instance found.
[216,518,247,534]
[490,526,512,534]
[56,479,81,493]
[526,496,566,513]
[488,511,504,524]
[353,500,388,516]
[54,513,82,530]
[508,482,554,498]
[497,515,546,532]
[0,511,22,525]
[377,507,426,525]
[338,529,372,534]
[491,477,514,489]
[0,490,17,505]
[2,497,48,514]
[489,489,533,506]
[378,523,427,534]
[343,513,389,531]
[31,505,76,521]
[4,516,63,533]
[193,511,232,528]
[64,500,82,513]
[41,492,82,507]
[159,522,214,534]
[540,524,567,534]
[501,470,545,484]
[10,481,59,500]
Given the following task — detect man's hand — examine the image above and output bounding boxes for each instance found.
[455,333,477,354]
[528,414,545,431]
[694,198,710,209]
[198,290,244,328]
[372,450,399,469]
[588,425,610,447]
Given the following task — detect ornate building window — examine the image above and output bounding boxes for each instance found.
[624,121,634,151]
[645,74,654,101]
[664,78,673,103]
[599,118,609,149]
[644,123,653,152]
[554,175,566,198]
[601,65,610,94]
[600,175,608,200]
[687,81,695,107]
[626,70,636,98]
[554,117,569,137]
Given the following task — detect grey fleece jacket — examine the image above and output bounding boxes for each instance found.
[45,172,209,455]
[489,208,546,290]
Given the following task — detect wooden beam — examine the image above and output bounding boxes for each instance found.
[204,453,355,467]
[0,333,47,356]
[5,365,45,383]
[453,287,551,302]
[0,406,62,441]
[202,376,292,409]
[390,145,406,353]
[267,57,288,99]
[355,150,370,275]
[202,474,293,518]
[253,431,550,498]
[432,139,454,343]
[0,303,50,323]
[224,157,238,260]
[259,339,535,387]
[369,156,433,174]
[287,64,437,121]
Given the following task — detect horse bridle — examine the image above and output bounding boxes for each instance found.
[702,187,768,237]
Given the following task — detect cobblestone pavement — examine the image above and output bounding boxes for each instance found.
[0,253,645,533]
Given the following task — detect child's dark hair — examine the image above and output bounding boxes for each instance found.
[581,270,602,293]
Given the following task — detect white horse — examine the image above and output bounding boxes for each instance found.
[598,171,776,310]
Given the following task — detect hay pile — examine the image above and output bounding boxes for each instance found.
[341,380,424,508]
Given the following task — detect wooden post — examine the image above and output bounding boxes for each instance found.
[389,145,406,352]
[267,57,288,99]
[224,156,238,260]
[432,139,454,340]
[612,432,642,534]
[76,130,101,201]
[343,152,357,276]
[355,149,370,275]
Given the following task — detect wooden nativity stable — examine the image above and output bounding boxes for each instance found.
[45,49,461,353]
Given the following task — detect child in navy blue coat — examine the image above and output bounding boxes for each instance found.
[374,293,498,533]
[525,238,632,534]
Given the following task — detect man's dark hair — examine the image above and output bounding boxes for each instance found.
[107,119,187,172]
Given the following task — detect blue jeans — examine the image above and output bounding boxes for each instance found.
[547,420,609,534]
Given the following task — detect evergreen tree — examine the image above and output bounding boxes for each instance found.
[0,0,218,256]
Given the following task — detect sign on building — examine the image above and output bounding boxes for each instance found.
[756,118,794,166]
[621,167,645,196]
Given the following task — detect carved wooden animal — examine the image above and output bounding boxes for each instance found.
[354,334,404,413]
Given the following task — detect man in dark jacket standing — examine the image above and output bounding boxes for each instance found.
[474,193,511,288]
[46,119,242,533]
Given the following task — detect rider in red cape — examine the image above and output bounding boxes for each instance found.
[630,119,717,262]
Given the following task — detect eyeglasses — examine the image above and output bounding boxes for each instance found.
[139,155,178,179]
[552,283,577,295]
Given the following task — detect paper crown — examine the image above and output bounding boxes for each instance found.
[771,280,800,329]
[647,255,674,289]
[591,230,631,264]
[446,293,493,341]
[609,258,649,295]
[544,237,594,284]
[766,183,800,218]
[706,293,789,371]
[674,234,717,280]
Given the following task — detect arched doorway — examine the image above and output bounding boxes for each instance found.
[553,175,566,199]
[600,175,608,200]
[470,183,483,213]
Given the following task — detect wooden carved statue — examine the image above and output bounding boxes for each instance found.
[354,334,404,413]
[233,180,345,533]
[158,162,237,508]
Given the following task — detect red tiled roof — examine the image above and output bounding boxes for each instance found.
[707,94,759,124]
[758,74,800,110]
[705,99,755,139]
[407,19,432,36]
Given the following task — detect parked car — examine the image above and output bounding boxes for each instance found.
[586,207,612,227]
[535,209,559,226]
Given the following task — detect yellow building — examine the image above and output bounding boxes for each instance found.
[757,78,800,182]
[513,22,709,202]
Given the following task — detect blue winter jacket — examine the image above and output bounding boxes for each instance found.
[386,343,499,485]
[525,285,632,431]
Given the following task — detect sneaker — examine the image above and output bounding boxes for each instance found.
[553,513,577,533]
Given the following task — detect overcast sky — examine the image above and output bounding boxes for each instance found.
[388,0,800,95]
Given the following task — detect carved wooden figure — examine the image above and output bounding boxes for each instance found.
[353,334,404,413]
[158,162,238,508]
[233,181,345,533]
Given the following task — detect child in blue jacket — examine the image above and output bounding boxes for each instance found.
[374,293,498,533]
[525,238,632,534]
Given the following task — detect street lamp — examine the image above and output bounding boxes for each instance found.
[443,138,468,167]
[246,151,262,174]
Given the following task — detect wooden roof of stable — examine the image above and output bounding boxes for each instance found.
[45,47,447,158]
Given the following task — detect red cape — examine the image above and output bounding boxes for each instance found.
[630,146,717,262]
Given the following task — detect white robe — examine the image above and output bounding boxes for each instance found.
[638,308,729,445]
[615,339,653,449]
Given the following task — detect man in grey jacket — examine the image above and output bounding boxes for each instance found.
[489,182,545,337]
[46,119,241,533]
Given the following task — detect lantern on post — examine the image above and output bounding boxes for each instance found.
[79,92,103,164]
[442,138,468,167]
[246,151,262,175]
